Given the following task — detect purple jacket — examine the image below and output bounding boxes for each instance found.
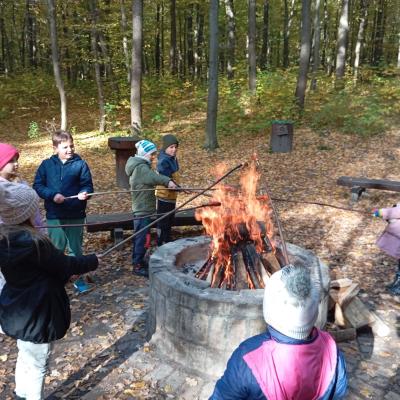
[376,206,400,259]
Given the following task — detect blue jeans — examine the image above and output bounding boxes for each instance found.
[132,216,151,266]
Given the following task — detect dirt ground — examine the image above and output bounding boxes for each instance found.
[1,125,400,398]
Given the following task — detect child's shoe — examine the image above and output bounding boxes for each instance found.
[73,277,94,293]
[132,264,149,278]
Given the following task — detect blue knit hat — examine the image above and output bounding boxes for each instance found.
[136,140,157,157]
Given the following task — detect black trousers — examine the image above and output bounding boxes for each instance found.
[156,199,176,246]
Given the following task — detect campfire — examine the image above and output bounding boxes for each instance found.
[195,160,285,290]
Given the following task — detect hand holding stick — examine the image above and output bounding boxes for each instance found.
[97,163,245,258]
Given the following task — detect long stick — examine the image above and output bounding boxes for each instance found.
[35,202,221,229]
[64,187,216,199]
[269,197,370,215]
[97,163,244,258]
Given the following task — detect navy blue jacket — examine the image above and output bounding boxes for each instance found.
[155,150,180,201]
[210,327,348,400]
[33,154,93,219]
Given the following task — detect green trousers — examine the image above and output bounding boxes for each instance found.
[46,218,84,256]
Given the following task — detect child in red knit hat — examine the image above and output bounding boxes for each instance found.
[0,143,19,182]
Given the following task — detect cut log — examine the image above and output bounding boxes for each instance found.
[330,278,353,289]
[328,328,357,342]
[369,311,390,337]
[260,252,281,274]
[343,297,375,329]
[233,250,249,290]
[337,283,360,307]
[334,303,348,328]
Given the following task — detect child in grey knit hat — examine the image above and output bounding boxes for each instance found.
[210,265,348,400]
[0,181,100,400]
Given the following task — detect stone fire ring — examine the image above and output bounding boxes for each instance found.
[147,236,330,379]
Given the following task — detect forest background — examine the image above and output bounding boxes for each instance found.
[0,0,399,143]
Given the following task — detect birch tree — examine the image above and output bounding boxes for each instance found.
[248,0,256,93]
[89,0,105,133]
[131,0,142,134]
[335,0,349,83]
[353,0,368,80]
[205,0,219,150]
[46,0,67,130]
[225,0,235,79]
[294,0,311,109]
[310,0,322,90]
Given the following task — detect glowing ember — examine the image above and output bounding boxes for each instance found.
[195,160,282,290]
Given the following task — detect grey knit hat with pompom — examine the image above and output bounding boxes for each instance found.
[0,181,39,225]
[263,264,320,340]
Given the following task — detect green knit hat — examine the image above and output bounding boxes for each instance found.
[162,134,179,150]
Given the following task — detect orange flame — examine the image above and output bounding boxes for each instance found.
[195,160,275,288]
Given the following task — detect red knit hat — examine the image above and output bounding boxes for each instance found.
[0,143,19,171]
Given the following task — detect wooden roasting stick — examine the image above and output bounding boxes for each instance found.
[97,163,245,258]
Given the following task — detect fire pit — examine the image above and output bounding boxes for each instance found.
[147,161,330,378]
[147,236,330,379]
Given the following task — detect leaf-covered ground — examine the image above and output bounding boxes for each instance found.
[1,116,400,398]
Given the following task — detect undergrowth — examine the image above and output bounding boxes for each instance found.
[0,67,399,139]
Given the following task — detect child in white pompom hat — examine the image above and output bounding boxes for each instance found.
[210,265,348,400]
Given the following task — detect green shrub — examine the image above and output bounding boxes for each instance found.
[27,121,40,139]
[310,91,388,136]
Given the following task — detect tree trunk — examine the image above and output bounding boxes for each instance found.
[372,0,385,66]
[194,4,204,79]
[186,4,194,77]
[161,0,165,74]
[26,0,37,68]
[155,2,161,74]
[120,0,131,82]
[294,0,311,109]
[259,0,269,70]
[310,0,321,90]
[398,32,400,68]
[353,0,368,80]
[131,0,142,134]
[248,0,256,93]
[89,0,106,133]
[170,0,177,74]
[283,0,295,68]
[225,0,235,79]
[205,0,219,150]
[47,0,67,130]
[335,0,349,83]
[283,0,289,68]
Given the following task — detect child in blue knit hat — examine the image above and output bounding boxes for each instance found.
[125,140,178,277]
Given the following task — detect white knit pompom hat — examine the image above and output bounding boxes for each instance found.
[263,264,320,340]
[0,181,39,225]
[135,140,157,158]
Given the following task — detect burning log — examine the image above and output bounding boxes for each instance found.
[194,159,285,290]
[232,246,249,290]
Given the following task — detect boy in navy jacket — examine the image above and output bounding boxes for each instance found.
[33,130,94,293]
[155,134,180,246]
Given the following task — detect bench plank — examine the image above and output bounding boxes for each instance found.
[86,208,201,233]
[337,177,400,192]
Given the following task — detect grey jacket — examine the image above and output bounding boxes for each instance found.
[125,156,170,216]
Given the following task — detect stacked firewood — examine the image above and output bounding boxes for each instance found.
[327,278,390,341]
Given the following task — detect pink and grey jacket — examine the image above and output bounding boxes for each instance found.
[209,327,347,400]
[376,206,400,259]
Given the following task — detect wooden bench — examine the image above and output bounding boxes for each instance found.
[86,208,202,242]
[337,176,400,201]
